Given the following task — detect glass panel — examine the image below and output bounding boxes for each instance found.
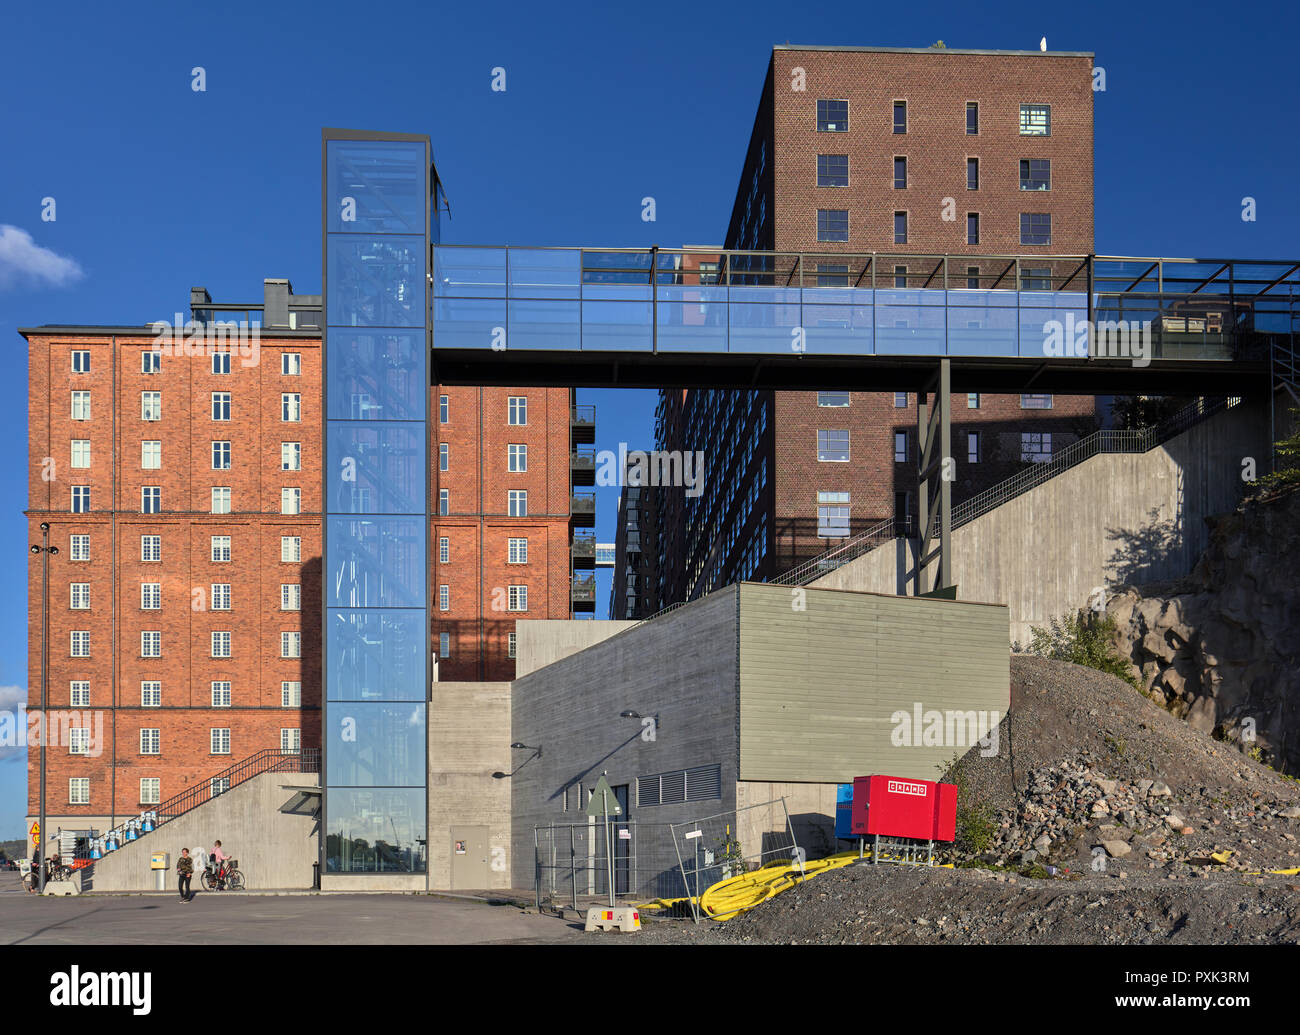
[328,609,425,701]
[727,302,803,353]
[326,702,426,786]
[801,305,874,355]
[875,304,947,355]
[327,330,426,420]
[432,297,507,349]
[433,247,507,298]
[1021,306,1090,358]
[946,306,1019,356]
[507,299,581,349]
[653,300,727,353]
[327,422,425,514]
[581,300,653,351]
[325,786,427,873]
[508,248,581,299]
[327,235,425,327]
[327,517,426,608]
[326,140,426,234]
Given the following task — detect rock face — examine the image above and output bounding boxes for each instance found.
[1106,488,1300,773]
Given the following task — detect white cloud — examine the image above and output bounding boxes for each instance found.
[0,685,27,763]
[0,225,84,290]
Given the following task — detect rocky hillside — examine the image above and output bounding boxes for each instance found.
[1106,486,1300,773]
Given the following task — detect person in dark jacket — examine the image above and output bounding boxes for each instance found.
[176,848,194,902]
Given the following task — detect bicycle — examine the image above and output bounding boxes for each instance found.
[201,859,244,891]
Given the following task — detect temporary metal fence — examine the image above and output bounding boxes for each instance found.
[533,820,680,910]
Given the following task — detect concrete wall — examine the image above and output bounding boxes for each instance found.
[811,400,1269,645]
[428,681,511,890]
[736,781,840,861]
[87,772,319,891]
[514,619,637,677]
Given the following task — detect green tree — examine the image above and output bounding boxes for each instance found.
[1256,406,1300,493]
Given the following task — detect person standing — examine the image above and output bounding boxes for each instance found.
[176,848,194,902]
[211,840,231,887]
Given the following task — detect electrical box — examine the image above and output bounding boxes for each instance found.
[835,783,855,839]
[850,775,957,842]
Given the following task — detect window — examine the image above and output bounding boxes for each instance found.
[282,393,301,422]
[816,154,849,187]
[211,631,231,658]
[967,393,981,409]
[211,583,231,610]
[69,727,91,755]
[508,537,528,564]
[817,491,850,537]
[966,101,979,135]
[281,536,301,563]
[210,729,231,755]
[968,430,981,464]
[507,444,527,472]
[817,391,849,407]
[140,583,161,610]
[816,429,849,462]
[71,390,91,421]
[893,391,907,408]
[141,440,160,469]
[71,486,90,512]
[281,728,301,754]
[71,681,90,707]
[140,778,160,804]
[70,534,89,561]
[439,395,449,423]
[210,535,231,562]
[212,441,231,470]
[281,352,301,376]
[71,349,91,373]
[282,681,301,707]
[281,442,301,471]
[507,396,527,425]
[211,392,231,421]
[141,535,161,562]
[141,391,161,421]
[69,778,90,805]
[817,208,849,243]
[438,632,450,658]
[1020,267,1053,291]
[1020,158,1051,191]
[211,681,231,708]
[893,100,907,134]
[211,350,231,375]
[438,489,449,516]
[894,431,909,463]
[966,266,980,290]
[439,585,450,611]
[1020,212,1052,246]
[507,585,528,612]
[439,443,449,472]
[894,491,911,532]
[141,681,161,707]
[281,487,301,515]
[1020,393,1054,409]
[70,439,90,468]
[142,351,160,374]
[211,487,231,514]
[816,263,848,287]
[210,777,230,797]
[69,583,89,610]
[507,632,517,659]
[893,211,908,245]
[281,632,301,658]
[280,584,300,611]
[816,98,848,132]
[967,157,979,191]
[967,213,980,245]
[140,729,160,755]
[1019,103,1051,136]
[141,486,161,514]
[1022,432,1053,463]
[508,490,527,517]
[893,156,907,189]
[438,537,449,564]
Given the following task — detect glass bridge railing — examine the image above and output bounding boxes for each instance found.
[431,247,1296,362]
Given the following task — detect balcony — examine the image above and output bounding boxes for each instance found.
[571,532,596,568]
[571,445,596,486]
[571,490,595,527]
[571,404,596,443]
[571,575,596,612]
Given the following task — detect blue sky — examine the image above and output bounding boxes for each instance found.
[0,0,1296,837]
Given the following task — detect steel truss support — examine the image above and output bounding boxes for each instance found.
[916,359,953,596]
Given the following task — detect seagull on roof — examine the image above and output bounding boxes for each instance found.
[1040,37,1047,51]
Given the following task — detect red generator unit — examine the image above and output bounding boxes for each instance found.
[850,775,958,843]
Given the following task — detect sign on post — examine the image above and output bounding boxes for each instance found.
[584,775,622,817]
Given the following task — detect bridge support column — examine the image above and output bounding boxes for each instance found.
[916,359,953,596]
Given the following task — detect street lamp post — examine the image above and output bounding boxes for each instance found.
[31,522,57,893]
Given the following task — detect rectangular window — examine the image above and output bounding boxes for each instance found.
[893,156,907,189]
[893,391,907,408]
[69,727,91,755]
[71,349,91,373]
[507,396,527,425]
[967,212,980,245]
[439,394,449,423]
[140,583,161,610]
[141,486,161,514]
[140,778,160,804]
[71,486,90,513]
[281,536,301,562]
[439,442,449,472]
[211,681,231,708]
[508,490,527,517]
[1020,393,1054,409]
[507,632,517,660]
[438,536,449,564]
[211,487,231,514]
[140,729,160,755]
[281,487,301,515]
[816,263,848,287]
[212,392,231,421]
[281,728,301,754]
[141,440,161,469]
[817,391,849,407]
[1020,158,1051,191]
[142,351,160,374]
[1019,103,1051,136]
[966,101,979,135]
[507,444,527,472]
[508,537,528,564]
[893,211,908,245]
[70,534,90,561]
[140,391,161,421]
[281,352,301,376]
[210,729,231,755]
[817,208,849,242]
[816,98,848,132]
[70,439,90,468]
[282,393,301,422]
[967,157,979,191]
[968,430,981,464]
[282,681,302,707]
[71,390,91,421]
[508,585,528,612]
[211,583,231,610]
[212,441,231,470]
[437,584,450,612]
[281,632,301,658]
[816,429,849,462]
[141,631,161,658]
[141,535,161,562]
[967,393,981,409]
[438,632,450,658]
[1020,267,1053,291]
[211,535,231,562]
[280,584,300,611]
[894,491,911,532]
[816,491,850,538]
[1019,212,1052,246]
[211,350,231,375]
[141,681,161,707]
[894,430,909,463]
[1021,432,1053,463]
[69,778,90,804]
[816,154,849,187]
[281,442,301,471]
[211,631,231,658]
[893,100,907,134]
[438,489,449,516]
[70,681,90,707]
[70,583,90,610]
[211,777,230,797]
[966,266,980,290]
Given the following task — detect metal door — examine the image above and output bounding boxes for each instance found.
[450,826,489,889]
